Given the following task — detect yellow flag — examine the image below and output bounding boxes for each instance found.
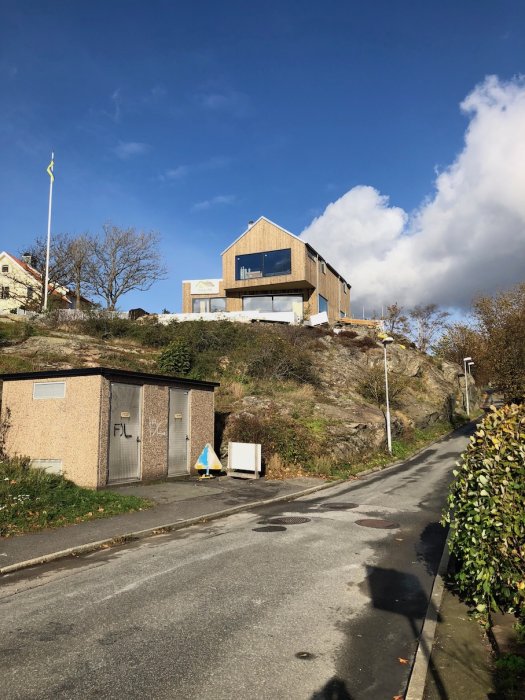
[46,157,54,182]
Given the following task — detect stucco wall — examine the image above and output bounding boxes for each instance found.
[189,388,215,473]
[2,375,103,489]
[141,383,169,481]
[97,378,110,487]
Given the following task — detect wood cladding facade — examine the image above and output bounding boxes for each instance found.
[182,217,351,323]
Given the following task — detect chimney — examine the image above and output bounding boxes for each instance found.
[21,253,32,265]
[247,220,254,229]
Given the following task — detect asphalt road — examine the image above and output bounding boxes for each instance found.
[1,426,472,700]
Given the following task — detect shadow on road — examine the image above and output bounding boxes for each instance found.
[311,676,355,699]
[365,564,448,699]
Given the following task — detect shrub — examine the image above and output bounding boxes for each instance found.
[357,364,408,411]
[444,403,525,622]
[226,413,316,467]
[352,335,379,352]
[158,340,193,375]
[245,333,318,384]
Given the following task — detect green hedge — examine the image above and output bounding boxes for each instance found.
[444,403,525,621]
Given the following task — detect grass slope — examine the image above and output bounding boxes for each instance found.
[0,459,150,537]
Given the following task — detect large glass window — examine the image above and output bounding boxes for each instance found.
[235,249,291,280]
[209,297,226,312]
[242,296,273,312]
[272,295,303,312]
[243,295,303,314]
[318,294,328,314]
[192,297,226,313]
[263,249,292,277]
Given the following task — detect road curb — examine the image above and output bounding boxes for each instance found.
[404,530,451,700]
[1,422,473,578]
[354,421,473,480]
[0,479,343,576]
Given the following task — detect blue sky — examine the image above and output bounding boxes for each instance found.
[1,1,524,313]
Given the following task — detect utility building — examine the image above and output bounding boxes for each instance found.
[0,368,218,489]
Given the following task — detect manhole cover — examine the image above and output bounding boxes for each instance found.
[295,651,316,660]
[319,502,358,510]
[269,517,311,525]
[252,525,287,533]
[355,518,399,529]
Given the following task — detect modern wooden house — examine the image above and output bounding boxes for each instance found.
[182,217,351,324]
[0,368,218,488]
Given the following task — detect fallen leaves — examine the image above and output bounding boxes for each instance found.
[398,657,409,664]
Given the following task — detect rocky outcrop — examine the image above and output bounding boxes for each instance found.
[220,330,476,462]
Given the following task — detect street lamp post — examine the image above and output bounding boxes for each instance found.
[463,356,473,417]
[468,361,475,411]
[382,336,394,454]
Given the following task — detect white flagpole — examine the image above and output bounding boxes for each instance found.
[43,152,54,311]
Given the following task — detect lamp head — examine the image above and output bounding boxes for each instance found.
[463,356,472,362]
[382,336,394,345]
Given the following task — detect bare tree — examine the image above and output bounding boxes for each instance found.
[473,283,525,399]
[4,233,96,311]
[85,225,167,310]
[384,302,410,336]
[0,234,76,311]
[409,304,450,353]
[68,233,94,308]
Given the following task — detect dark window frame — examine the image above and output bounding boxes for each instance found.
[192,297,227,313]
[235,248,292,281]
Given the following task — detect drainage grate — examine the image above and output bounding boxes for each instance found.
[269,516,311,525]
[319,502,358,510]
[252,525,287,533]
[355,518,399,529]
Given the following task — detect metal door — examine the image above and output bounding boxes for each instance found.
[108,383,142,483]
[168,388,189,476]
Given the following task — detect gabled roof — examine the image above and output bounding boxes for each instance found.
[220,216,302,256]
[220,216,351,287]
[0,251,73,303]
[1,251,41,283]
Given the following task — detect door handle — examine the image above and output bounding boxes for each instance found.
[137,436,141,443]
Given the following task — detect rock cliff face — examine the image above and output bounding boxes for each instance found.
[0,320,477,465]
[220,331,477,462]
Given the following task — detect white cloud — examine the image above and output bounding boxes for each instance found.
[192,194,236,211]
[301,75,525,312]
[158,156,231,183]
[163,165,189,180]
[110,88,122,123]
[196,89,251,117]
[113,140,150,159]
